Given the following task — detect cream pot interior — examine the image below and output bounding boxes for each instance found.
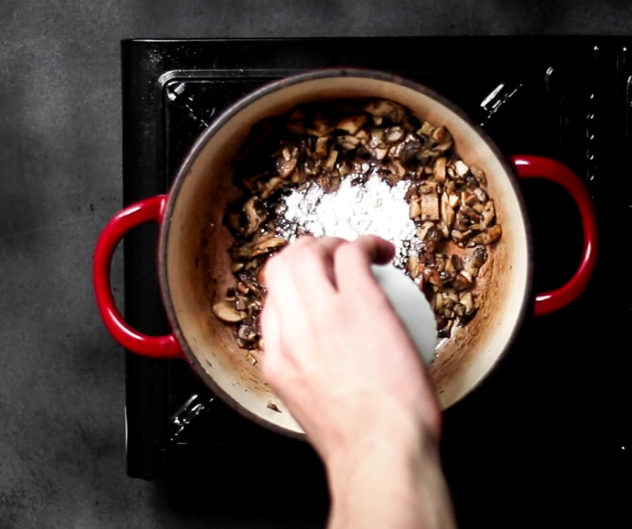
[159,71,531,437]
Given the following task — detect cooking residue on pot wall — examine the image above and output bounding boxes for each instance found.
[211,99,503,357]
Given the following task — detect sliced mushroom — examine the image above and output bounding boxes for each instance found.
[452,270,473,292]
[324,148,339,170]
[434,142,452,153]
[451,229,472,246]
[237,322,258,343]
[440,191,455,228]
[416,221,435,241]
[213,300,247,322]
[259,176,284,199]
[454,303,467,318]
[454,160,469,177]
[437,220,450,238]
[481,200,496,228]
[470,165,487,185]
[422,225,443,252]
[409,197,422,219]
[307,116,333,137]
[461,189,480,207]
[408,254,421,278]
[314,136,329,157]
[335,114,367,135]
[337,135,360,150]
[461,205,481,224]
[389,160,407,178]
[276,156,297,178]
[447,191,460,208]
[385,126,405,144]
[238,233,288,258]
[418,179,438,194]
[420,193,440,221]
[431,126,451,144]
[231,261,245,273]
[471,224,502,245]
[451,255,463,272]
[417,121,434,137]
[474,187,488,203]
[398,138,422,162]
[459,292,475,315]
[473,246,488,267]
[364,99,405,123]
[434,156,447,183]
[236,281,249,295]
[317,172,341,193]
[369,128,384,147]
[243,196,265,236]
[438,318,454,338]
[373,147,388,161]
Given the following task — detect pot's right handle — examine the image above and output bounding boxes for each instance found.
[511,155,598,317]
[93,194,183,358]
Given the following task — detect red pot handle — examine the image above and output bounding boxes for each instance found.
[511,155,598,317]
[93,194,183,358]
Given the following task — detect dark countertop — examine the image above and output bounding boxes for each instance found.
[1,1,631,528]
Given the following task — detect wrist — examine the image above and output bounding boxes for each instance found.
[319,395,439,472]
[322,401,454,529]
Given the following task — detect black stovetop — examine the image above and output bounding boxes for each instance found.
[122,37,631,527]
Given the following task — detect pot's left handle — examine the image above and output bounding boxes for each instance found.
[93,194,183,359]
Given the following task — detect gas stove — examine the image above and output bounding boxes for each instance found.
[122,38,631,526]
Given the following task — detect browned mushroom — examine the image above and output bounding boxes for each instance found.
[243,196,265,236]
[454,160,469,178]
[385,126,405,144]
[420,193,440,221]
[307,115,333,137]
[314,136,329,157]
[471,224,502,245]
[219,98,503,349]
[337,135,360,150]
[440,191,455,228]
[324,148,339,170]
[431,126,451,144]
[212,300,247,323]
[276,157,297,179]
[364,99,406,123]
[452,271,473,292]
[470,165,487,185]
[408,195,421,218]
[434,156,447,183]
[481,200,496,228]
[335,114,367,135]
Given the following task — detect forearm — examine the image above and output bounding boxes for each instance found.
[324,410,456,529]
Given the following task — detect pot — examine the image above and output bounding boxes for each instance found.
[93,69,597,438]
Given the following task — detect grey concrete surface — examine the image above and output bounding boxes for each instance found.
[1,1,631,527]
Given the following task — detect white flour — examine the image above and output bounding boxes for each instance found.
[279,168,417,257]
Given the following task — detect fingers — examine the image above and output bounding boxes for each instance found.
[264,236,350,298]
[259,295,284,384]
[353,235,396,265]
[334,235,395,297]
[264,235,395,302]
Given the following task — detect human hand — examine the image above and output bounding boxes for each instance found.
[260,235,441,462]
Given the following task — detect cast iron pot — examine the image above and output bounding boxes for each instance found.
[94,69,597,438]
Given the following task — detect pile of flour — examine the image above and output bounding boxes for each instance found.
[278,168,417,258]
